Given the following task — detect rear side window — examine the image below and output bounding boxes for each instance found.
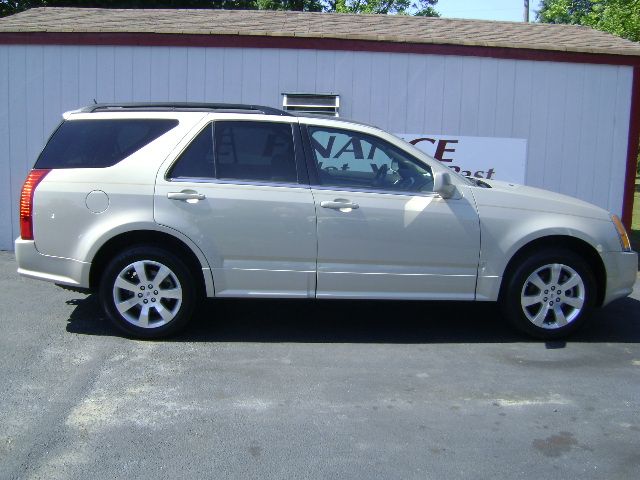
[35,119,178,169]
[168,125,215,179]
[215,121,297,183]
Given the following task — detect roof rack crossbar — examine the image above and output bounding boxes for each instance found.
[80,102,291,116]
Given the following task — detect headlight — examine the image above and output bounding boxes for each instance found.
[611,214,631,252]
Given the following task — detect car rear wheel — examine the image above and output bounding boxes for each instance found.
[500,249,596,339]
[99,246,196,339]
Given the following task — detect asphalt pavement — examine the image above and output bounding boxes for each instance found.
[0,250,639,479]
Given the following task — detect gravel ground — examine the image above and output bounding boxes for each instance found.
[0,251,639,479]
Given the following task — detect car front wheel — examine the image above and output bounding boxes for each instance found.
[500,249,596,339]
[99,246,196,339]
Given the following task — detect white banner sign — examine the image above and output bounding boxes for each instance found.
[395,133,528,184]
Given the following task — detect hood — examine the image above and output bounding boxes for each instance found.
[471,179,611,222]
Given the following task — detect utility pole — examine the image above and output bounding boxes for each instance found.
[524,0,530,22]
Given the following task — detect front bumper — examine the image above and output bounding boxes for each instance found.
[601,250,638,306]
[15,238,91,288]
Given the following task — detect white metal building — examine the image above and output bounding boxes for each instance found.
[1,7,639,250]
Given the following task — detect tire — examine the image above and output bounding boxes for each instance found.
[500,248,596,339]
[99,246,197,339]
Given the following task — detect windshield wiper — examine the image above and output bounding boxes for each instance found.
[466,177,492,188]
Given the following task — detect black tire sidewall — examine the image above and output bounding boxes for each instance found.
[501,249,596,339]
[99,246,197,339]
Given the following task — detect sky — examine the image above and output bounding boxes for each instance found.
[436,0,543,22]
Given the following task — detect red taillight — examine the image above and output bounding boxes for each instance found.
[19,169,50,240]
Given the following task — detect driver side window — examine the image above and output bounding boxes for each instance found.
[308,126,433,193]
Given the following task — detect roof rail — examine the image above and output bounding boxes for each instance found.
[80,102,291,116]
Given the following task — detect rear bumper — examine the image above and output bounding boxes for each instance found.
[15,238,91,288]
[601,250,638,306]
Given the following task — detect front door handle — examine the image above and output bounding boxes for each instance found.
[320,200,359,211]
[167,191,206,201]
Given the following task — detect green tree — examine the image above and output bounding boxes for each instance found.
[332,0,438,15]
[537,0,640,42]
[255,0,324,10]
[0,0,438,17]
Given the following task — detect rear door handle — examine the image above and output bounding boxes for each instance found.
[167,191,206,201]
[320,200,359,210]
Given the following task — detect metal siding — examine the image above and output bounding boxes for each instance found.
[315,50,335,94]
[576,68,601,205]
[610,68,634,213]
[25,45,44,169]
[406,54,427,133]
[388,53,409,132]
[0,44,634,250]
[558,63,585,198]
[42,46,62,142]
[477,58,499,137]
[204,48,224,100]
[149,46,169,101]
[459,57,482,135]
[186,47,206,102]
[0,46,11,249]
[78,46,98,104]
[259,48,279,107]
[352,52,372,124]
[542,63,568,194]
[512,61,534,140]
[527,63,549,188]
[593,67,618,208]
[442,56,464,135]
[333,51,354,119]
[494,60,516,137]
[168,46,188,100]
[132,46,151,101]
[241,48,261,104]
[96,46,116,102]
[278,49,297,99]
[422,55,445,133]
[113,46,133,101]
[297,49,317,94]
[369,52,390,130]
[60,47,80,109]
[8,45,27,246]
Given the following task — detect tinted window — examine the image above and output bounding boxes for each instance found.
[168,125,215,179]
[214,121,297,183]
[308,127,433,193]
[36,119,178,169]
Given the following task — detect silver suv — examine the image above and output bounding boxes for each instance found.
[16,103,637,339]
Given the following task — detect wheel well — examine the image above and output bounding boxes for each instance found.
[500,236,606,306]
[89,230,207,295]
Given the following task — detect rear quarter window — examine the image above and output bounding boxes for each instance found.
[35,119,178,169]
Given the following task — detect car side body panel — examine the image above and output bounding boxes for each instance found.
[25,112,216,294]
[299,117,481,300]
[155,180,318,298]
[311,187,480,300]
[153,115,318,298]
[471,181,634,303]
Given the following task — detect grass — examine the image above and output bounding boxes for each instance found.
[631,174,640,262]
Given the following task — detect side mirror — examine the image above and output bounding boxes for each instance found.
[433,172,456,199]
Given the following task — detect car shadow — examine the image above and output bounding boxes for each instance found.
[65,294,640,345]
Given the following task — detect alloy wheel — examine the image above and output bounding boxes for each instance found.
[112,260,183,328]
[520,263,585,329]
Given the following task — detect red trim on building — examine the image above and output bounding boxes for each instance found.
[622,66,640,230]
[1,31,640,66]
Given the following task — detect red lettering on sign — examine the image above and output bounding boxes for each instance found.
[434,140,458,163]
